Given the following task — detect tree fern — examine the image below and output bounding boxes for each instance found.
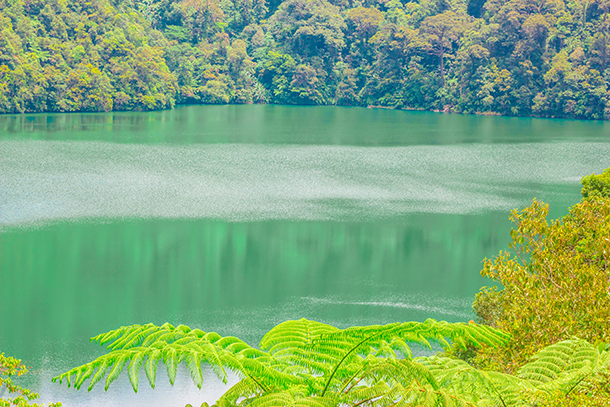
[54,319,506,393]
[53,320,608,406]
[418,356,537,406]
[517,338,610,398]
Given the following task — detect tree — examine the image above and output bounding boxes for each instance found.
[582,167,610,198]
[289,63,326,104]
[258,51,297,104]
[179,0,225,41]
[3,0,610,119]
[345,6,383,40]
[473,168,610,370]
[269,0,346,64]
[419,12,465,85]
[590,33,610,72]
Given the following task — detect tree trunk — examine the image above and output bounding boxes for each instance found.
[439,48,445,86]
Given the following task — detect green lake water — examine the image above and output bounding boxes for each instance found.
[1,105,609,406]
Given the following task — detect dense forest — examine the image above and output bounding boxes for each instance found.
[2,0,610,118]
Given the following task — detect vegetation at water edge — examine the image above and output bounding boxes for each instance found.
[50,167,610,406]
[4,0,610,119]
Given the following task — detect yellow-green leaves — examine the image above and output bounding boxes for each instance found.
[54,318,509,406]
[582,168,610,199]
[53,319,610,406]
[476,182,610,369]
[53,323,275,393]
[0,353,62,407]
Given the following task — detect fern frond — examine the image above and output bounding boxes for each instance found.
[144,348,162,389]
[54,319,511,404]
[244,391,337,407]
[163,344,180,386]
[309,319,509,395]
[259,319,339,375]
[518,338,610,398]
[218,377,263,404]
[246,391,294,407]
[127,351,146,392]
[104,352,129,391]
[337,356,497,407]
[53,323,288,393]
[86,357,112,391]
[418,356,539,406]
[518,338,603,383]
[314,319,509,361]
[341,381,391,406]
[291,396,337,407]
[346,378,477,407]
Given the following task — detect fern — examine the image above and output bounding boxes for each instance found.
[53,319,609,406]
[517,338,610,397]
[52,323,295,393]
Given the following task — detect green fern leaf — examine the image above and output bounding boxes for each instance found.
[87,357,112,392]
[164,345,180,386]
[105,353,129,391]
[184,349,203,389]
[145,348,162,389]
[127,350,147,392]
[246,391,337,407]
[518,338,600,384]
[53,323,291,393]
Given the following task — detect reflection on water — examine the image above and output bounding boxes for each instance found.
[2,105,610,145]
[1,106,609,406]
[0,216,507,349]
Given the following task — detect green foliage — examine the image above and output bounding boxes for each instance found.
[54,319,610,406]
[472,286,504,328]
[0,0,177,113]
[515,338,610,406]
[3,0,610,117]
[0,353,61,407]
[54,319,512,404]
[474,169,610,371]
[582,167,610,198]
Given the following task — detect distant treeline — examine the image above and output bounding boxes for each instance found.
[2,0,610,119]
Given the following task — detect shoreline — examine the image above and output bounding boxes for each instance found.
[0,102,606,123]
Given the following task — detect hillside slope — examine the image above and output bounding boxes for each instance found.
[1,0,610,119]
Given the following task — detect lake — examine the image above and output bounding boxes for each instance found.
[1,105,609,406]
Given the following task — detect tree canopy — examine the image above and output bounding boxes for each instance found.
[3,0,610,118]
[473,168,610,373]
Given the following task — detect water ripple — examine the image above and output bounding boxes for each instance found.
[1,141,608,229]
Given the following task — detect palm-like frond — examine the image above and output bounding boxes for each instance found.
[259,319,339,375]
[517,338,610,396]
[419,356,538,406]
[52,323,293,393]
[54,320,608,407]
[242,390,338,407]
[310,319,511,396]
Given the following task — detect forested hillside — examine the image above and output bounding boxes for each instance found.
[2,0,610,119]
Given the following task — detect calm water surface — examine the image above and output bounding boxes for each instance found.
[1,105,609,406]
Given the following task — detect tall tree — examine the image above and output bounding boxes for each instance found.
[419,11,465,85]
